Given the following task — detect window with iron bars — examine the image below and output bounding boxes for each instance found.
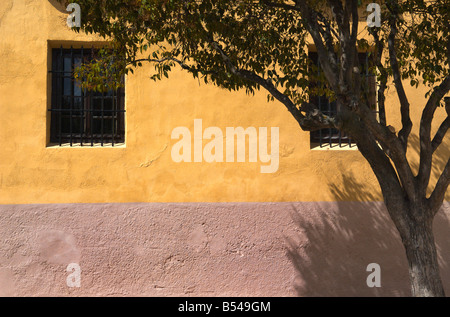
[49,46,125,146]
[309,51,380,148]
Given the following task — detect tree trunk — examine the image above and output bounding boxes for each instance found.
[402,220,445,297]
[341,100,446,297]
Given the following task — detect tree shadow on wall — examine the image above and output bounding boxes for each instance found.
[48,0,67,13]
[285,173,450,297]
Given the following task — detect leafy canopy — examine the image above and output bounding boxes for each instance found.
[62,0,450,111]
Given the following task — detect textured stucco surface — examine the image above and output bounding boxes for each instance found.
[1,201,450,297]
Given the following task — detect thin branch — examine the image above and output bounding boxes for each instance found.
[209,40,335,131]
[387,0,412,151]
[432,116,450,153]
[428,158,450,215]
[326,0,356,92]
[316,11,339,40]
[293,0,339,91]
[349,0,358,46]
[326,0,347,32]
[371,28,387,126]
[417,76,450,194]
[316,13,339,59]
[259,0,299,12]
[128,57,186,67]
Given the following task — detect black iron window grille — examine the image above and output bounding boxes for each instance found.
[49,46,125,146]
[309,51,379,148]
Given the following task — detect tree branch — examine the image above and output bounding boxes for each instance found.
[259,0,299,12]
[128,57,190,70]
[347,114,414,233]
[387,0,412,151]
[371,28,387,126]
[293,0,339,91]
[428,158,450,215]
[327,0,354,90]
[431,116,450,153]
[209,40,335,131]
[418,76,450,194]
[316,12,339,60]
[353,99,417,202]
[349,0,358,46]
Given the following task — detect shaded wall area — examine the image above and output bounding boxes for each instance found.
[1,201,449,296]
[288,201,450,296]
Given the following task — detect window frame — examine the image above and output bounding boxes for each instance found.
[48,45,125,147]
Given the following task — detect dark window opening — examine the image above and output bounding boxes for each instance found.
[309,51,379,148]
[49,46,125,146]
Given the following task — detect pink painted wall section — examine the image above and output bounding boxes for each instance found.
[1,202,449,296]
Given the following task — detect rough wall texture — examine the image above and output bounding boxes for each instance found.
[1,202,450,297]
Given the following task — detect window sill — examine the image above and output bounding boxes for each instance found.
[46,143,126,148]
[310,143,358,151]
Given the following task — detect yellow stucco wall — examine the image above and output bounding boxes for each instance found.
[0,0,448,204]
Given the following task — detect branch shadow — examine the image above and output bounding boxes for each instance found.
[285,172,450,296]
[47,0,67,13]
